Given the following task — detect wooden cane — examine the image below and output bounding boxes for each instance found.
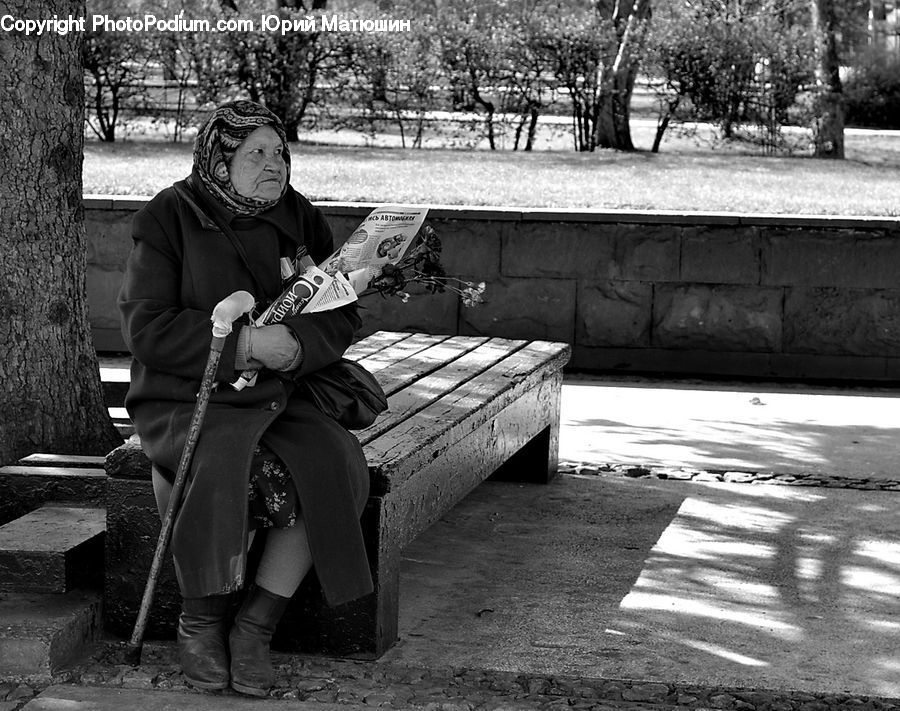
[123,332,226,666]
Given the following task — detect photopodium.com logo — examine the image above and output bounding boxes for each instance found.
[0,12,412,36]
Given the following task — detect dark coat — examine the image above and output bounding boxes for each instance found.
[118,176,373,605]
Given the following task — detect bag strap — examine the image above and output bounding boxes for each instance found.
[182,176,268,297]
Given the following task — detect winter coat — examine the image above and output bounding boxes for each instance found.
[118,175,373,604]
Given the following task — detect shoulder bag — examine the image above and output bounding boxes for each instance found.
[297,358,388,430]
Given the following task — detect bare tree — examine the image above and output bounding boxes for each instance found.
[0,0,122,463]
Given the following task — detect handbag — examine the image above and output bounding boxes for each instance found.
[298,358,388,430]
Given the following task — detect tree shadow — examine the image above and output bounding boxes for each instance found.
[610,480,900,696]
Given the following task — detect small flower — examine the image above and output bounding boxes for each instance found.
[358,224,486,308]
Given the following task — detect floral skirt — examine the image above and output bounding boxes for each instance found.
[248,443,300,529]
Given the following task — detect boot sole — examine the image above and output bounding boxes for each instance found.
[230,680,269,697]
[184,676,229,691]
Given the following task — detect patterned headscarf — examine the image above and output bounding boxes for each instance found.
[192,100,291,216]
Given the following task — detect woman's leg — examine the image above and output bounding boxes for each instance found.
[151,466,233,690]
[254,519,313,597]
[230,519,312,697]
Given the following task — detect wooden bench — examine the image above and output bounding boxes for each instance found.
[104,331,570,658]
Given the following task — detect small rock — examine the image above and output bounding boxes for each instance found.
[8,685,35,701]
[439,702,474,711]
[336,689,361,704]
[622,682,669,703]
[296,679,328,693]
[363,691,396,706]
[120,670,156,689]
[525,677,549,695]
[694,471,723,482]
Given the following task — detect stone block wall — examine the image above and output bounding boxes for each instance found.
[85,197,900,381]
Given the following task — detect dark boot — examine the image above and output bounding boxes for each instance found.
[178,594,231,690]
[229,584,290,697]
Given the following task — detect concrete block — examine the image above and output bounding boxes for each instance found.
[653,285,783,352]
[680,226,759,284]
[0,506,105,594]
[784,287,900,356]
[83,211,133,269]
[355,288,459,340]
[762,228,900,288]
[576,280,651,347]
[610,224,680,282]
[501,222,614,278]
[104,476,180,639]
[459,277,575,343]
[0,464,106,527]
[770,353,888,381]
[439,220,501,281]
[570,345,773,378]
[0,590,101,679]
[86,266,124,331]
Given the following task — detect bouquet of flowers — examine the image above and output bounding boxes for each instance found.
[358,224,486,308]
[231,205,485,390]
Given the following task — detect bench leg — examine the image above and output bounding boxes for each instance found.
[275,496,399,659]
[490,372,562,485]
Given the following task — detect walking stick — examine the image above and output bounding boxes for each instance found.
[124,291,255,667]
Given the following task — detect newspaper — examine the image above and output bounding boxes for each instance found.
[319,205,429,292]
[253,264,356,327]
[231,204,428,390]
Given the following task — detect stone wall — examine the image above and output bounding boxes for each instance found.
[85,197,900,380]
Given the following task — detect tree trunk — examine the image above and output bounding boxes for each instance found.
[592,0,650,151]
[810,0,845,158]
[0,0,122,464]
[594,67,637,150]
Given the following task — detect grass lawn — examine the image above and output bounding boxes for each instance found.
[82,122,900,217]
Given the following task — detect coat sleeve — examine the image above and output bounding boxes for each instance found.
[278,200,362,376]
[118,205,242,382]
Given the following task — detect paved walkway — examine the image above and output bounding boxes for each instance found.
[7,375,900,711]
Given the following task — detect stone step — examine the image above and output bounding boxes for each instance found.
[0,590,102,680]
[0,462,106,528]
[0,506,106,594]
[23,685,360,710]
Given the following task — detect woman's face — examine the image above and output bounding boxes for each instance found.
[228,125,287,201]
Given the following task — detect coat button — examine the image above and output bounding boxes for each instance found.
[269,401,279,411]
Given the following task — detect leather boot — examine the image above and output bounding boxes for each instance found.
[229,584,290,697]
[178,594,231,690]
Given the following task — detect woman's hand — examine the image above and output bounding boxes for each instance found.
[248,324,301,371]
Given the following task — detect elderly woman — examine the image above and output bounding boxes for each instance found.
[118,101,372,696]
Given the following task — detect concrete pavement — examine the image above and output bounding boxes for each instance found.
[384,376,900,700]
[10,374,900,710]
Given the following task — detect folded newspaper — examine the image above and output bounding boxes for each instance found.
[232,205,428,390]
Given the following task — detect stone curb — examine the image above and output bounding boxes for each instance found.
[558,461,900,492]
[4,637,900,711]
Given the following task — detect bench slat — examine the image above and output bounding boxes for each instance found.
[368,335,490,398]
[365,341,569,481]
[356,333,450,373]
[345,331,414,361]
[359,337,522,446]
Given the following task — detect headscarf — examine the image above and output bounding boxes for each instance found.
[192,100,291,217]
